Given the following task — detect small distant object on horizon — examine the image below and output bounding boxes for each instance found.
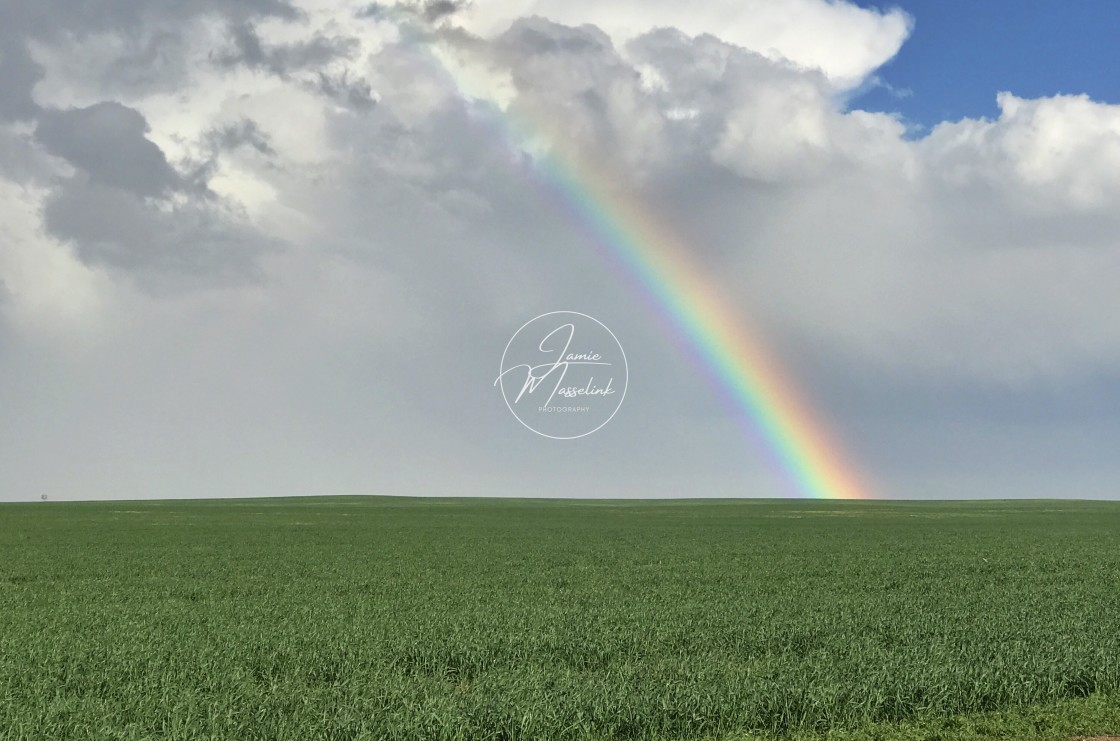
[41,494,48,501]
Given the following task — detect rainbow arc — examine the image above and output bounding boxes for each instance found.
[389,17,872,499]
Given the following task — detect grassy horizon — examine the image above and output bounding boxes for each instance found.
[2,496,1119,739]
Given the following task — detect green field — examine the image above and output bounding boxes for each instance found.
[1,497,1119,740]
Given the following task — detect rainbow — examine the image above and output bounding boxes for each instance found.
[385,16,872,499]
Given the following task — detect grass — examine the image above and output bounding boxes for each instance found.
[1,496,1118,739]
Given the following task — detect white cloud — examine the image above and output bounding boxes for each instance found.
[457,0,912,87]
[921,92,1120,211]
[720,91,1120,384]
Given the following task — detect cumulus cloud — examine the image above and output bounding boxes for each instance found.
[0,0,315,293]
[36,102,184,194]
[455,0,912,87]
[41,178,272,284]
[0,0,300,108]
[23,101,277,285]
[491,18,668,169]
[922,92,1120,212]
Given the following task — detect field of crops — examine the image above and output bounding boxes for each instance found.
[1,497,1119,740]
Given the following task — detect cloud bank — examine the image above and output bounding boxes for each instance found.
[1,0,1118,501]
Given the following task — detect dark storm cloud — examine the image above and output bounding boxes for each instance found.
[207,119,277,157]
[355,3,387,19]
[487,18,668,168]
[214,22,359,76]
[2,0,299,37]
[0,0,304,125]
[30,103,275,284]
[357,1,466,23]
[0,0,302,119]
[42,177,271,283]
[0,37,42,121]
[314,71,376,110]
[0,0,300,287]
[209,20,376,109]
[35,102,183,195]
[422,1,465,22]
[497,17,615,56]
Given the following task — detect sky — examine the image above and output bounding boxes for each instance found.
[849,0,1120,129]
[1,0,1119,501]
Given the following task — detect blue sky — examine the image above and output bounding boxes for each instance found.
[852,0,1120,129]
